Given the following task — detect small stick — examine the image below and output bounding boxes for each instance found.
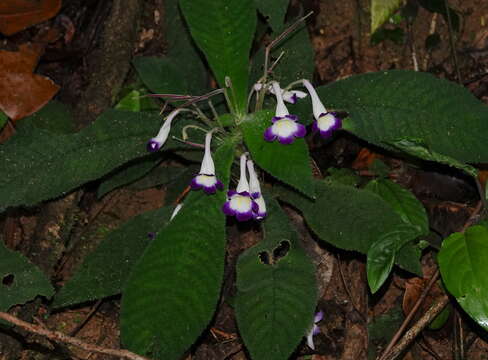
[378,269,440,360]
[0,311,150,360]
[381,296,450,360]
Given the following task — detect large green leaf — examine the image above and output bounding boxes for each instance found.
[0,241,54,311]
[242,110,314,198]
[120,140,235,359]
[275,181,422,275]
[250,22,314,88]
[97,154,163,198]
[367,225,421,293]
[235,198,317,360]
[53,206,174,309]
[438,225,488,331]
[179,0,256,113]
[132,0,207,95]
[371,0,404,33]
[0,110,200,209]
[365,179,429,236]
[294,70,488,164]
[23,101,75,134]
[254,0,289,31]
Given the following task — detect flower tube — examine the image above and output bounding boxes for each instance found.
[264,81,306,145]
[190,129,223,194]
[253,82,307,104]
[302,79,341,138]
[222,154,259,221]
[246,160,266,220]
[147,108,183,152]
[306,310,324,350]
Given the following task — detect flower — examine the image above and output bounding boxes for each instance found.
[302,79,341,138]
[253,82,307,104]
[190,129,223,194]
[170,203,183,220]
[264,81,306,145]
[306,310,323,350]
[246,160,266,219]
[147,108,183,152]
[222,154,259,221]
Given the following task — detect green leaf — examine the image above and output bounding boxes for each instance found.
[438,225,488,331]
[0,241,54,311]
[387,138,478,177]
[97,154,162,198]
[275,181,422,275]
[295,70,488,164]
[120,140,235,359]
[250,21,314,88]
[180,0,257,113]
[132,0,207,95]
[0,109,200,208]
[53,206,174,308]
[115,90,142,112]
[23,101,75,134]
[371,0,404,33]
[367,225,421,293]
[0,110,7,130]
[365,179,429,235]
[254,0,289,31]
[241,110,314,197]
[235,198,317,360]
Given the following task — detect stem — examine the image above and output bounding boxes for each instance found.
[444,0,462,83]
[0,311,150,360]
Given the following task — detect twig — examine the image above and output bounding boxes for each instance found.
[381,296,450,360]
[0,311,150,360]
[69,299,103,336]
[378,269,440,360]
[443,0,462,83]
[337,255,367,323]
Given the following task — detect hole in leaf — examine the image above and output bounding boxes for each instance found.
[272,240,290,261]
[2,274,14,287]
[258,251,270,265]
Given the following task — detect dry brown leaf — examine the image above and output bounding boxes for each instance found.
[0,43,59,122]
[0,0,61,36]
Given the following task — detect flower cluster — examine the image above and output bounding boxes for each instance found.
[146,115,266,222]
[222,153,266,221]
[262,79,341,145]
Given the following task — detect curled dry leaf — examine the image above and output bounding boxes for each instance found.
[0,43,60,122]
[0,0,61,36]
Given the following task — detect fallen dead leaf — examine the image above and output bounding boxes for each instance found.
[0,0,61,36]
[0,43,59,122]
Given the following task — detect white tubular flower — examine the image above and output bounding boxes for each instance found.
[146,108,183,152]
[253,82,308,104]
[263,81,306,145]
[246,160,266,220]
[302,79,341,138]
[306,310,324,350]
[222,154,259,222]
[170,203,183,220]
[190,130,223,194]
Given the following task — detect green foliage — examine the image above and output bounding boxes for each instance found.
[180,0,257,113]
[97,154,162,198]
[132,0,207,95]
[275,181,422,275]
[0,241,53,311]
[387,138,478,177]
[235,198,317,360]
[367,225,421,293]
[294,70,488,164]
[365,179,429,235]
[255,0,289,31]
[371,0,404,33]
[0,110,201,209]
[242,110,314,198]
[53,206,173,309]
[0,110,7,130]
[22,101,75,134]
[120,141,235,359]
[438,225,488,331]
